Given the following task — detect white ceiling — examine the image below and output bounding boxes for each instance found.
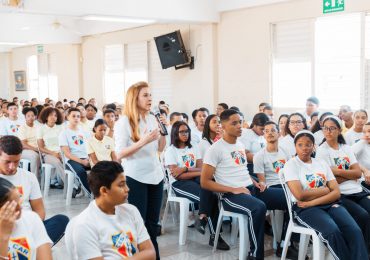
[0,0,294,52]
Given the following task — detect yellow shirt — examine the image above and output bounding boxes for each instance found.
[79,120,94,133]
[37,124,63,152]
[18,124,38,147]
[87,135,115,166]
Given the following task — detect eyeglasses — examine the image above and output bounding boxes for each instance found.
[263,129,278,134]
[289,120,303,125]
[296,143,314,148]
[179,130,189,135]
[323,126,338,132]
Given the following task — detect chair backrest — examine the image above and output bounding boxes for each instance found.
[278,170,294,221]
[65,216,78,260]
[19,159,31,171]
[36,141,45,164]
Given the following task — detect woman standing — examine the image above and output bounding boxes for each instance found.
[115,82,165,259]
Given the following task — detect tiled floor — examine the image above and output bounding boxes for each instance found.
[46,189,286,260]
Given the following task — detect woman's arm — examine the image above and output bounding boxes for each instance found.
[359,164,370,184]
[37,139,59,157]
[21,140,38,152]
[158,135,166,153]
[297,180,340,208]
[0,201,19,258]
[167,164,201,180]
[36,243,52,260]
[287,180,331,202]
[88,153,99,166]
[117,130,159,160]
[331,163,362,180]
[111,151,119,163]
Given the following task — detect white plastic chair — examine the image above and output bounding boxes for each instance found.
[213,201,250,259]
[65,216,78,260]
[279,172,332,260]
[60,150,79,206]
[19,159,31,171]
[36,143,56,197]
[268,209,284,250]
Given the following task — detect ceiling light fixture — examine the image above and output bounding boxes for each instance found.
[0,42,28,46]
[82,15,155,24]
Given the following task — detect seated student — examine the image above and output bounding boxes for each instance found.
[201,109,267,260]
[311,112,333,146]
[19,107,41,177]
[165,112,184,148]
[216,103,228,117]
[352,122,370,191]
[198,114,222,159]
[191,107,209,145]
[181,112,189,124]
[37,107,65,188]
[72,161,156,260]
[280,112,308,158]
[76,103,94,132]
[164,121,229,250]
[0,135,69,245]
[239,113,269,176]
[103,108,116,138]
[345,109,368,146]
[316,116,370,248]
[0,178,52,260]
[88,119,117,167]
[338,105,354,134]
[284,130,368,260]
[59,108,91,197]
[263,105,274,121]
[309,112,319,131]
[0,102,24,137]
[85,104,98,123]
[278,114,289,139]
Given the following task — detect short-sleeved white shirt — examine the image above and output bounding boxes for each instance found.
[203,138,253,188]
[284,157,336,202]
[59,127,90,159]
[114,115,163,184]
[0,117,25,136]
[352,140,370,170]
[316,142,362,194]
[7,211,52,260]
[239,129,265,155]
[345,129,363,146]
[253,147,290,186]
[314,130,325,146]
[0,168,42,211]
[279,135,296,158]
[18,124,38,147]
[198,138,213,159]
[37,124,63,152]
[191,126,203,145]
[74,201,150,260]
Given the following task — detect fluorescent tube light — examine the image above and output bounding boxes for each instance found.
[82,15,155,24]
[0,42,28,46]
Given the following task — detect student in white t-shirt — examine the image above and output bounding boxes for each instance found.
[0,178,52,260]
[71,161,156,260]
[0,135,69,245]
[0,102,24,137]
[201,109,266,260]
[59,107,91,197]
[18,107,40,177]
[352,122,370,191]
[345,109,367,146]
[198,114,222,159]
[239,113,269,177]
[279,113,308,158]
[37,107,65,187]
[310,112,333,146]
[77,103,94,133]
[191,108,209,145]
[103,109,116,138]
[316,116,370,248]
[278,114,289,139]
[164,121,229,250]
[165,112,184,148]
[284,130,367,260]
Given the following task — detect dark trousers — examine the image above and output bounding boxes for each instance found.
[221,186,267,260]
[126,176,163,260]
[341,191,370,248]
[172,176,219,234]
[293,202,368,260]
[66,159,90,194]
[44,214,69,245]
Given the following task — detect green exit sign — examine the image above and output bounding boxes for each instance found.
[323,0,344,14]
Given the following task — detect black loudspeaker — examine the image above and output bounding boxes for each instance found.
[154,30,190,69]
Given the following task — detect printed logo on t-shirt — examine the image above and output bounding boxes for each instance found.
[72,135,84,146]
[10,124,19,133]
[182,153,195,168]
[105,144,111,150]
[334,157,350,170]
[111,231,137,257]
[355,139,360,143]
[8,237,31,260]
[231,150,247,166]
[305,173,326,189]
[272,159,286,174]
[16,186,24,202]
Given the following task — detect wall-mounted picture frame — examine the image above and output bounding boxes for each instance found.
[14,71,27,91]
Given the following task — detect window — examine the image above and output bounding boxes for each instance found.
[104,45,124,103]
[125,42,148,87]
[272,13,365,109]
[27,55,39,99]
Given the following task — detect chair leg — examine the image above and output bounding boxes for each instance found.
[271,210,284,249]
[281,222,293,260]
[43,165,52,198]
[230,216,239,246]
[161,199,170,234]
[213,208,224,253]
[179,200,190,245]
[312,235,325,260]
[238,215,249,259]
[298,234,310,260]
[66,171,74,206]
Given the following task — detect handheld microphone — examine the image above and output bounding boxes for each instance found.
[152,106,168,136]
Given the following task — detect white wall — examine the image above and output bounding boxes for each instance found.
[218,0,370,119]
[0,53,11,99]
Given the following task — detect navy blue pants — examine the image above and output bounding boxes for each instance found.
[66,159,90,195]
[44,214,69,245]
[126,176,163,260]
[255,184,287,210]
[341,191,370,249]
[293,202,368,260]
[172,176,219,234]
[221,186,267,260]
